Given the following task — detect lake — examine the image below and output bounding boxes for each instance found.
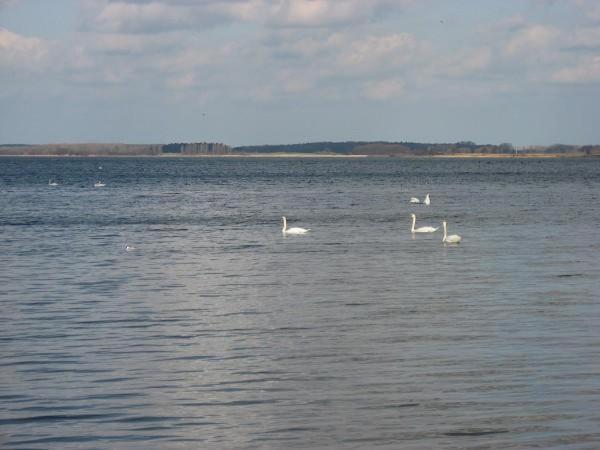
[1,156,600,449]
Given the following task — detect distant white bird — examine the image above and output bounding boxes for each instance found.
[48,179,58,186]
[125,245,135,251]
[442,220,462,244]
[410,197,420,204]
[94,181,106,187]
[282,216,310,235]
[411,213,438,233]
[423,193,431,205]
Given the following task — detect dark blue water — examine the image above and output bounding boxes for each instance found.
[1,156,600,449]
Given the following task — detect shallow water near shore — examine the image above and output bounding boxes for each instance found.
[1,156,600,449]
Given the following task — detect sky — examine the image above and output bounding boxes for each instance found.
[1,0,600,146]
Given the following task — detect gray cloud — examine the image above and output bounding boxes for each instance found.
[4,1,599,117]
[0,0,18,9]
[80,0,240,33]
[79,0,413,33]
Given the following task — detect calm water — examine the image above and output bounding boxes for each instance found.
[1,156,600,449]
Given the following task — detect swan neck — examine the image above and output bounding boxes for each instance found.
[411,215,416,233]
[442,222,447,240]
[282,217,287,232]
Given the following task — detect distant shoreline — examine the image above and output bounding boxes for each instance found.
[2,140,599,157]
[432,152,590,158]
[0,152,596,158]
[0,153,370,158]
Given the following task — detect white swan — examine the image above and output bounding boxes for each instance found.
[282,216,310,235]
[94,181,105,187]
[442,220,462,244]
[423,193,430,205]
[410,197,420,204]
[125,245,135,251]
[411,213,438,233]
[48,179,58,186]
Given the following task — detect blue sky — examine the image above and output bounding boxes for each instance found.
[1,0,600,146]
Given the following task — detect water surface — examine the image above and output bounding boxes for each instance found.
[1,157,600,449]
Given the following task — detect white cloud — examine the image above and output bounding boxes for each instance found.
[165,71,196,89]
[67,1,429,99]
[243,29,431,101]
[268,0,354,27]
[588,5,600,22]
[0,27,48,69]
[265,0,409,27]
[572,0,600,22]
[87,1,201,32]
[504,24,559,56]
[81,0,412,32]
[364,78,404,99]
[551,55,600,83]
[58,31,230,89]
[0,0,18,9]
[4,1,593,105]
[337,33,420,70]
[86,32,181,54]
[491,14,527,32]
[151,42,234,74]
[566,27,600,50]
[81,0,259,32]
[437,47,492,78]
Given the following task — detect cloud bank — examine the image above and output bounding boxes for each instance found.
[2,0,600,144]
